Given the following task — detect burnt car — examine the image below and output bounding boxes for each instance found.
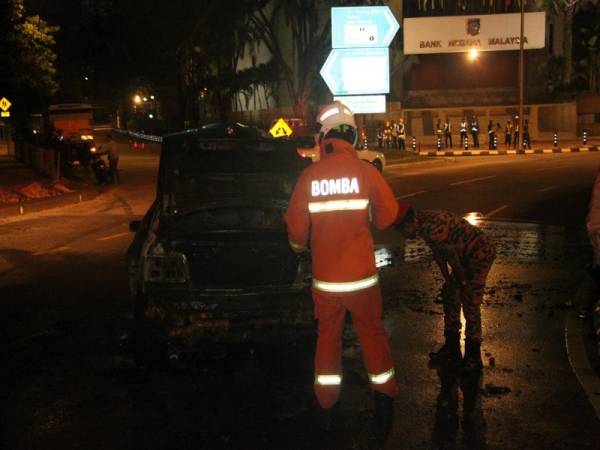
[127,123,313,355]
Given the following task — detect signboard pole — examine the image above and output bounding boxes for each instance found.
[518,0,524,152]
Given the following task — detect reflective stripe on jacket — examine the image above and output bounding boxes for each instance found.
[285,138,398,293]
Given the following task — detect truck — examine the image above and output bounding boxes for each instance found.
[48,103,95,141]
[47,103,97,166]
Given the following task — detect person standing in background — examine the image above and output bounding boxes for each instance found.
[444,119,453,148]
[513,116,520,149]
[504,120,512,149]
[470,115,480,148]
[460,118,468,148]
[398,118,407,151]
[106,134,120,184]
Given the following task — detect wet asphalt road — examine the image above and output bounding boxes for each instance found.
[1,145,600,449]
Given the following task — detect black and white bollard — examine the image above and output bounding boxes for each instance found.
[493,134,497,150]
[553,131,558,147]
[583,130,588,146]
[464,136,469,150]
[412,136,417,151]
[437,136,442,150]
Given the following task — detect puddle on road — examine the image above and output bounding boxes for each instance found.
[376,219,591,268]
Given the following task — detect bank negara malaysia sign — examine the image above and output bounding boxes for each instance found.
[403,12,545,54]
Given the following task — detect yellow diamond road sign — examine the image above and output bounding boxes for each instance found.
[269,118,293,138]
[0,97,12,112]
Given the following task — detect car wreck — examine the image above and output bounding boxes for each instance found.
[127,124,313,354]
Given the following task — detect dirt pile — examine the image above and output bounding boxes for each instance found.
[0,180,76,204]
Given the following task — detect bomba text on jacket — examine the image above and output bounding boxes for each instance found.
[311,177,360,197]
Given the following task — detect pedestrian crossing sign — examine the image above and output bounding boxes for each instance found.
[0,97,12,112]
[269,118,293,138]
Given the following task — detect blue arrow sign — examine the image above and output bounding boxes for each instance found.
[320,47,390,96]
[331,6,400,49]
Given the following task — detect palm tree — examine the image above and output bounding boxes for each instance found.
[539,0,594,85]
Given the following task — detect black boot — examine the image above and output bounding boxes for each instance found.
[372,391,394,442]
[463,339,483,372]
[320,402,339,432]
[429,332,462,366]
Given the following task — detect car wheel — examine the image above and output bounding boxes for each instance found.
[372,159,383,172]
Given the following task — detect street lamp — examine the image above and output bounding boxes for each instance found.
[133,95,142,105]
[467,49,479,61]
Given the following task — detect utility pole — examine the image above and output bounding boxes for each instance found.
[518,0,525,151]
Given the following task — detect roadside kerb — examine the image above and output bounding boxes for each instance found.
[566,308,600,420]
[0,186,100,220]
[385,156,455,169]
[418,146,600,157]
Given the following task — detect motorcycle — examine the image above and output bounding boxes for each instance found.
[90,153,108,185]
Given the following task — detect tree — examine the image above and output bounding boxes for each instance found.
[573,1,600,93]
[173,0,261,124]
[0,0,59,112]
[246,0,332,121]
[540,0,597,85]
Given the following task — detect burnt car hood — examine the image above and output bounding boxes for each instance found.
[154,197,306,291]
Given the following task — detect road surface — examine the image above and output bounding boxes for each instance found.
[1,145,599,449]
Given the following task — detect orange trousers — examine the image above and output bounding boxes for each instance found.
[312,284,399,409]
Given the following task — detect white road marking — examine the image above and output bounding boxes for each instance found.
[97,231,130,241]
[33,246,71,256]
[396,190,427,199]
[449,175,496,186]
[538,185,559,193]
[484,205,508,218]
[528,165,565,173]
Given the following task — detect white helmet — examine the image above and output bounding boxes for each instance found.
[316,101,357,146]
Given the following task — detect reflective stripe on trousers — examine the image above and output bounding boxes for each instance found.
[368,367,395,385]
[313,274,379,293]
[288,240,305,252]
[317,368,394,386]
[308,198,369,213]
[315,374,342,386]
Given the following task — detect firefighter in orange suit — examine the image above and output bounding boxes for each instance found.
[285,102,408,438]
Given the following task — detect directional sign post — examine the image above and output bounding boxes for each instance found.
[321,7,399,114]
[331,6,400,49]
[333,95,386,114]
[320,47,390,96]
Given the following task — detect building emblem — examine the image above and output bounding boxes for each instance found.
[466,18,481,36]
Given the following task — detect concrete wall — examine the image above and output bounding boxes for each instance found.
[578,96,600,136]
